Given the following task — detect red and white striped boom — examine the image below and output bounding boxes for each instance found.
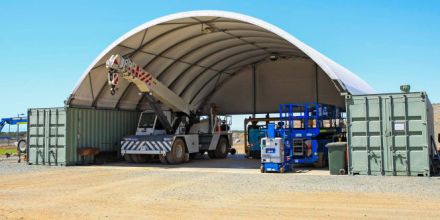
[106,54,192,115]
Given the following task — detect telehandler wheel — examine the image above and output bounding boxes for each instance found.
[123,154,135,163]
[183,153,190,162]
[159,154,169,164]
[207,150,216,159]
[214,137,229,159]
[167,138,186,164]
[132,154,148,163]
[260,166,265,173]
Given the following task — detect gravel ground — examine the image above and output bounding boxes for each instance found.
[1,154,440,219]
[104,165,440,200]
[2,154,440,199]
[0,156,65,175]
[212,172,440,199]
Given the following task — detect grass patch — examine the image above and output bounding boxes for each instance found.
[0,147,17,155]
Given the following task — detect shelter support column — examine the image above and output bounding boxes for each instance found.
[252,64,257,117]
[315,63,319,103]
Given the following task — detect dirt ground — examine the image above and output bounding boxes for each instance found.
[1,154,440,220]
[1,106,439,219]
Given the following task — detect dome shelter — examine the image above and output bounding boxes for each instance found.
[68,10,374,114]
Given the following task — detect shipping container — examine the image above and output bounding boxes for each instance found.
[27,107,140,166]
[346,92,439,176]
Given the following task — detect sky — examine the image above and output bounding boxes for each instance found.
[0,0,439,130]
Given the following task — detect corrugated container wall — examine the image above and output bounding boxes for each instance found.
[346,92,438,176]
[27,107,140,166]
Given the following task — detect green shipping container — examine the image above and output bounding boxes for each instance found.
[27,107,140,166]
[346,92,438,176]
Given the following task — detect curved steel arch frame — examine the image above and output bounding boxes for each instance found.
[188,51,307,106]
[142,27,285,70]
[153,34,290,80]
[108,40,293,109]
[69,10,375,109]
[190,54,269,105]
[126,17,221,59]
[178,46,299,97]
[167,41,291,92]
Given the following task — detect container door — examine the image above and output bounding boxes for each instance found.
[382,95,428,176]
[366,97,384,175]
[46,109,65,165]
[28,108,66,166]
[46,109,66,165]
[43,110,50,164]
[382,97,396,175]
[393,95,430,176]
[28,109,50,165]
[348,97,383,175]
[28,109,45,165]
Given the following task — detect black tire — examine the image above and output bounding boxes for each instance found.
[166,138,186,165]
[132,154,148,163]
[145,155,154,162]
[290,164,295,171]
[159,154,169,164]
[229,148,237,155]
[183,153,190,162]
[338,168,346,175]
[250,150,260,159]
[132,154,140,163]
[214,137,229,159]
[124,154,135,163]
[207,150,216,159]
[280,167,285,173]
[17,139,27,153]
[189,153,198,159]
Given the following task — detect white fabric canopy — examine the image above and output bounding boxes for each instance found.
[68,10,374,114]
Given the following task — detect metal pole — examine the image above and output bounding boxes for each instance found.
[244,118,248,157]
[17,115,20,163]
[16,114,19,142]
[252,64,257,118]
[315,64,319,103]
[7,124,10,146]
